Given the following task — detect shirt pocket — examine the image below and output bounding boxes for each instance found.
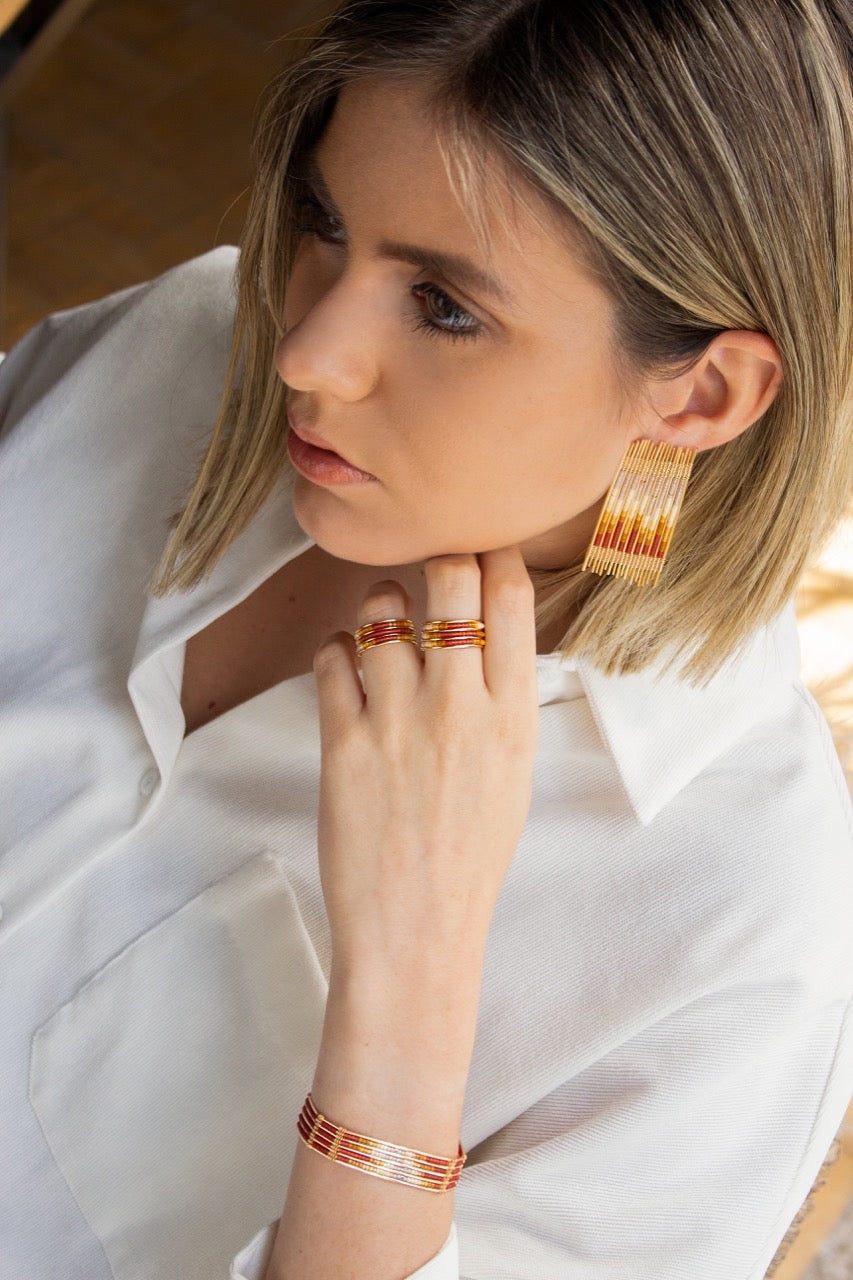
[29,851,328,1280]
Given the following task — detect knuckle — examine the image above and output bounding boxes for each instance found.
[493,707,520,745]
[491,571,535,608]
[425,554,479,601]
[325,718,361,759]
[360,580,408,619]
[313,633,348,675]
[495,707,538,754]
[372,716,410,761]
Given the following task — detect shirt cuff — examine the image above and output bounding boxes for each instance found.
[230,1219,458,1279]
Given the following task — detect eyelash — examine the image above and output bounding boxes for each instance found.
[294,194,483,344]
[408,285,481,344]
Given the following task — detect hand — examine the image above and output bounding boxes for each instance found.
[271,552,537,1280]
[312,546,539,990]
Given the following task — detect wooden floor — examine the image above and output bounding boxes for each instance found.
[2,0,332,346]
[3,3,853,1276]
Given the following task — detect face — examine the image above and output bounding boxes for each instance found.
[276,77,645,570]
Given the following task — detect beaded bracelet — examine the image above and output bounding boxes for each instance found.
[297,1094,466,1193]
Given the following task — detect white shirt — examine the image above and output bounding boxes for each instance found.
[2,248,853,1280]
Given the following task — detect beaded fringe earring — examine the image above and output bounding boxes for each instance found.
[582,439,697,587]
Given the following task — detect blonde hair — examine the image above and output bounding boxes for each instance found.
[151,0,853,681]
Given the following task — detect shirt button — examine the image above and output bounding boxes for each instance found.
[139,767,159,798]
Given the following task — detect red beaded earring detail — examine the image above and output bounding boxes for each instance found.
[582,440,697,587]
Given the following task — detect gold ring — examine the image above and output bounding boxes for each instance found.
[354,618,418,655]
[420,619,486,650]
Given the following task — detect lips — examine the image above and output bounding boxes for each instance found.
[287,413,338,455]
[287,412,358,465]
[286,411,377,485]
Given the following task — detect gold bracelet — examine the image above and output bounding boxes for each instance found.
[297,1094,466,1193]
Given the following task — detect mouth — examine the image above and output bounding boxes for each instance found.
[286,414,377,486]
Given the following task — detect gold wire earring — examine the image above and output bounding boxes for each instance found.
[582,439,697,587]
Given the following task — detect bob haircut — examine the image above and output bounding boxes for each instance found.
[151,0,853,683]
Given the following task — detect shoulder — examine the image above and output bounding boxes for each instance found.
[579,607,852,893]
[536,629,853,993]
[0,250,241,676]
[647,659,853,972]
[0,247,239,449]
[0,246,239,526]
[676,681,853,972]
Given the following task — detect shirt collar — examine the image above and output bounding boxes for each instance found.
[573,603,801,824]
[127,475,312,782]
[129,473,801,824]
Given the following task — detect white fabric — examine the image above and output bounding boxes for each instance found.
[230,1220,460,1279]
[1,248,853,1280]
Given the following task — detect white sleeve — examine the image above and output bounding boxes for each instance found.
[453,981,851,1280]
[229,1221,459,1280]
[226,969,850,1280]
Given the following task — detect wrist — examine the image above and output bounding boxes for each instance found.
[325,952,483,1067]
[311,964,479,1153]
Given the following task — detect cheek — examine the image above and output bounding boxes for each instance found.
[466,378,627,517]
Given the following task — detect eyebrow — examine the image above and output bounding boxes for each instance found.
[297,151,516,308]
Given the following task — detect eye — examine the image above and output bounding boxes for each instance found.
[295,195,346,245]
[410,283,482,342]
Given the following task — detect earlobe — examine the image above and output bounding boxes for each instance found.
[657,330,783,452]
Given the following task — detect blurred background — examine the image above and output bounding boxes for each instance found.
[0,0,332,344]
[1,2,852,1274]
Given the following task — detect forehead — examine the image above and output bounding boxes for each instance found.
[315,79,521,245]
[313,77,604,317]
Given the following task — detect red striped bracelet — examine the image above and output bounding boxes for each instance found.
[297,1094,466,1193]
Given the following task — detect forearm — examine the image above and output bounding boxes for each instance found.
[263,551,537,1278]
[264,956,484,1280]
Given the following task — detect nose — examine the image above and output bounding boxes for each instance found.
[274,266,379,403]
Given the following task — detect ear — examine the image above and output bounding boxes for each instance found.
[648,330,783,451]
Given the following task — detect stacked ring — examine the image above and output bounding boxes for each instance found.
[354,618,418,655]
[421,619,486,650]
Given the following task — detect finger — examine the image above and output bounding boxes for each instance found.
[422,554,484,690]
[355,579,423,702]
[313,630,364,741]
[479,546,537,700]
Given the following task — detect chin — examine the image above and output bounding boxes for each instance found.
[291,478,423,567]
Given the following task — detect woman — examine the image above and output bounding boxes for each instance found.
[2,1,852,1277]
